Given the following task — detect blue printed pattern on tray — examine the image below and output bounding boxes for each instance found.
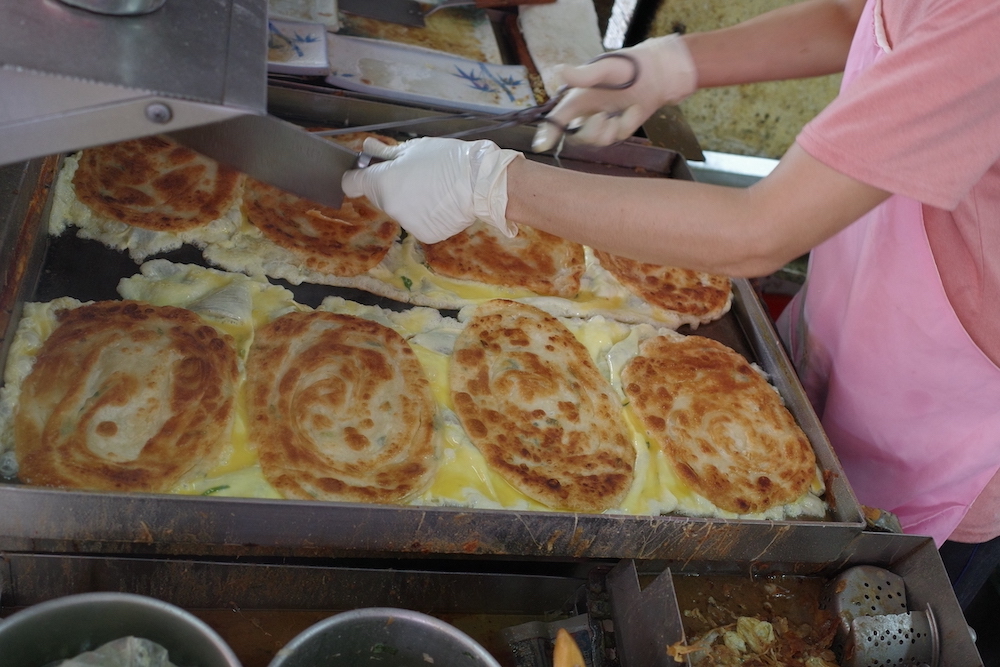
[326,33,534,114]
[452,63,526,103]
[267,19,330,76]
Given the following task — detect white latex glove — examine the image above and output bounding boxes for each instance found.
[341,136,522,244]
[532,34,697,152]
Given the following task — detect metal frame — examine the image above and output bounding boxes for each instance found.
[0,534,982,666]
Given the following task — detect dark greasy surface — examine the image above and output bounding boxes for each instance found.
[35,231,753,360]
[36,232,428,313]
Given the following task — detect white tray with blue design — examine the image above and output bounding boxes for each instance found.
[325,33,534,114]
[267,19,330,76]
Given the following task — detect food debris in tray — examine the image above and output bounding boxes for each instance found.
[668,573,838,666]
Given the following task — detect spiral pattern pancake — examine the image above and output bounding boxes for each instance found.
[594,249,731,324]
[621,334,816,514]
[14,300,240,492]
[243,177,399,277]
[421,221,585,298]
[72,136,242,231]
[449,300,634,511]
[247,311,438,503]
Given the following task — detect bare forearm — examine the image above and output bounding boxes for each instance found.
[504,143,890,278]
[506,158,777,276]
[685,0,865,87]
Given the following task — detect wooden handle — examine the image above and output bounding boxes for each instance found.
[476,0,557,8]
[552,628,586,667]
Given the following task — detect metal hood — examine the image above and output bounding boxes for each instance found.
[0,0,267,166]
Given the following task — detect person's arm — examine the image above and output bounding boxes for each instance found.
[533,0,866,151]
[505,141,889,277]
[341,0,881,270]
[687,0,867,87]
[343,135,891,277]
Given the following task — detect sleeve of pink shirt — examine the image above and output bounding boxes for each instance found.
[796,0,1000,211]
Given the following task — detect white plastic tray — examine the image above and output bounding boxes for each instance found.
[325,33,534,113]
[267,19,330,76]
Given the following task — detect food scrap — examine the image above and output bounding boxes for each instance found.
[669,615,838,666]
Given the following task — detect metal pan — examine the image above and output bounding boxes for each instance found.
[0,87,865,563]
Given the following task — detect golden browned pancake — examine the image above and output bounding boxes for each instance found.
[14,300,240,492]
[72,135,243,232]
[621,334,816,514]
[338,11,499,63]
[594,249,732,325]
[449,300,634,511]
[246,311,438,503]
[243,178,400,277]
[321,130,398,152]
[421,221,585,298]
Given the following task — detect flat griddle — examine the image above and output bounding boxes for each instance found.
[0,86,865,566]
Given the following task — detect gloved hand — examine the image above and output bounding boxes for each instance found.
[341,137,522,244]
[532,34,697,152]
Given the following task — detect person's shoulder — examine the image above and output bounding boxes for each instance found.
[922,0,998,13]
[886,0,1000,58]
[920,0,1000,25]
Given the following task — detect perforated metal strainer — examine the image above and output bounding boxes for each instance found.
[822,565,940,667]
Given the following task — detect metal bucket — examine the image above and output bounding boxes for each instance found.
[0,591,242,667]
[268,607,503,667]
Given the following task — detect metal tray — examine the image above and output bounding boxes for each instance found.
[0,533,981,666]
[0,86,864,564]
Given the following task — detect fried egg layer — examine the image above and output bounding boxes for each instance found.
[0,262,825,520]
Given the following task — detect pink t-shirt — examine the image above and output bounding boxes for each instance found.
[795,0,1000,542]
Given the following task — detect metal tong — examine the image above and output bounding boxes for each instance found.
[315,51,641,164]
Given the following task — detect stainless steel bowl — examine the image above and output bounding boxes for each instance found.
[56,0,167,15]
[269,607,503,667]
[0,592,242,667]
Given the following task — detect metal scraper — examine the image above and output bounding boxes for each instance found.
[642,105,705,162]
[168,114,361,210]
[338,0,556,29]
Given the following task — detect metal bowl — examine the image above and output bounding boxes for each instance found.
[56,0,167,15]
[0,591,242,667]
[269,607,503,667]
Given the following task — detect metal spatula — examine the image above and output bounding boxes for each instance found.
[339,0,556,28]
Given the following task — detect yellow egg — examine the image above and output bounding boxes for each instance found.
[0,261,825,521]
